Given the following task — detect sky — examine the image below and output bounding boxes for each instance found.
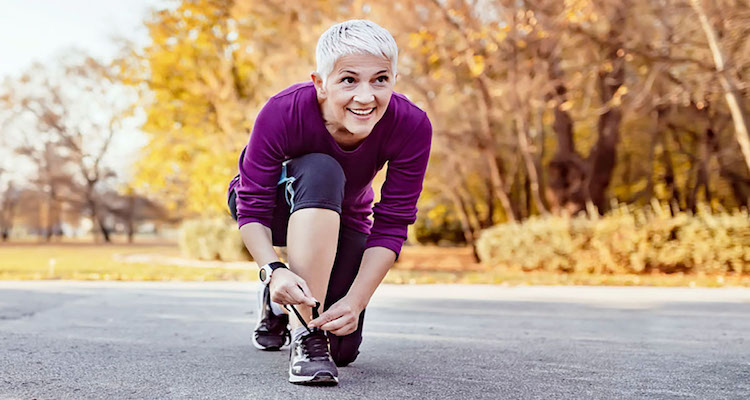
[0,0,173,187]
[0,0,172,79]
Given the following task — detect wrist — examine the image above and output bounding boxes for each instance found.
[259,261,287,285]
[344,292,368,313]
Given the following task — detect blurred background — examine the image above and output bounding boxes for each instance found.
[1,0,749,286]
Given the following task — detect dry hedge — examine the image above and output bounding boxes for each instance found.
[178,217,252,261]
[476,201,750,275]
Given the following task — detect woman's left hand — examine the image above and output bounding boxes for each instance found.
[308,296,363,336]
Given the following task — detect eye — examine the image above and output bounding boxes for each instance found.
[376,76,389,83]
[340,77,355,84]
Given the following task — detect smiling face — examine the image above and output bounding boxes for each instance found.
[312,53,395,148]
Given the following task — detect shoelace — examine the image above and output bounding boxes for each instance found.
[299,329,330,361]
[284,301,330,360]
[284,300,321,335]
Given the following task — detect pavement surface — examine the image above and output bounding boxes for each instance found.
[1,282,749,400]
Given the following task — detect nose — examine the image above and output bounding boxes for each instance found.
[353,83,375,104]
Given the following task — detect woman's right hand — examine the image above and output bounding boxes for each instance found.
[268,268,318,307]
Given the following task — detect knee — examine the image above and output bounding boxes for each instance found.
[296,153,345,189]
[291,153,346,208]
[328,333,361,367]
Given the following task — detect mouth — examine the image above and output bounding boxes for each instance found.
[347,107,376,117]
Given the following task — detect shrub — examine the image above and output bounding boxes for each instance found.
[476,201,750,275]
[178,217,252,261]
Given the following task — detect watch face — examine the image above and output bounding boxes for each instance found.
[259,267,268,282]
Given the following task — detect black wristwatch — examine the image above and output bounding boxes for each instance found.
[259,261,287,285]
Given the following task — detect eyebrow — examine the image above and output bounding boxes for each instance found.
[339,69,390,75]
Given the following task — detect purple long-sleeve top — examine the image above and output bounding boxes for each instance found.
[229,82,432,258]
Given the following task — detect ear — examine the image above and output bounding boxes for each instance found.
[311,72,327,99]
[394,72,400,85]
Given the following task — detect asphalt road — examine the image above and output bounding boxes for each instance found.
[1,282,749,399]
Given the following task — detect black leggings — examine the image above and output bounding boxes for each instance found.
[228,153,367,366]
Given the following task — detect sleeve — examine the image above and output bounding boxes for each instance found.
[235,98,288,229]
[365,114,432,260]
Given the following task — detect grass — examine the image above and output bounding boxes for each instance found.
[1,242,748,287]
[383,269,750,287]
[0,242,254,281]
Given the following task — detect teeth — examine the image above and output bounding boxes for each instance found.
[349,108,374,116]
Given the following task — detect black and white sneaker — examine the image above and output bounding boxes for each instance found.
[252,285,290,351]
[288,328,339,385]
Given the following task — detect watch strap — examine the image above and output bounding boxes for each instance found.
[265,261,287,271]
[259,261,287,285]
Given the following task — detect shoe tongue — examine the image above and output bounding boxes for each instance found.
[302,329,329,360]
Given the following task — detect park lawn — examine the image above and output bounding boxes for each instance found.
[383,269,750,287]
[0,243,254,281]
[1,243,748,287]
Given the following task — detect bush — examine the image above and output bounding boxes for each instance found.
[476,201,750,275]
[178,217,252,261]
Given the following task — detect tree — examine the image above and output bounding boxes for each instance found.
[1,54,137,242]
[121,0,750,245]
[120,0,341,216]
[688,0,750,172]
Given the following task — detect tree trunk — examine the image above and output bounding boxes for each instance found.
[457,186,482,236]
[509,20,548,217]
[542,38,588,216]
[98,214,111,243]
[688,127,713,212]
[588,29,626,214]
[661,133,681,208]
[485,150,517,222]
[126,194,136,244]
[445,187,475,246]
[483,176,495,228]
[516,117,549,216]
[510,160,524,219]
[87,196,111,243]
[0,193,14,240]
[644,107,667,202]
[717,165,750,209]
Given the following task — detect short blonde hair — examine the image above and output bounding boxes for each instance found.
[316,19,398,85]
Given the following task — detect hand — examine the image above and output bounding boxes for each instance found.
[308,296,362,336]
[268,268,317,307]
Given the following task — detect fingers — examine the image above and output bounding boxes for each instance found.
[288,284,315,307]
[320,316,351,332]
[312,307,357,334]
[308,305,341,328]
[294,280,317,307]
[329,322,357,337]
[272,284,311,306]
[268,270,317,307]
[308,311,332,328]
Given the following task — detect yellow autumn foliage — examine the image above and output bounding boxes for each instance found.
[178,217,252,261]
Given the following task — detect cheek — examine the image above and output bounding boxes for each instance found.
[335,94,351,112]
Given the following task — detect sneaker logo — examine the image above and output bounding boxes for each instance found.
[293,365,302,373]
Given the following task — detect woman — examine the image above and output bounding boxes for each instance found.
[227,19,432,385]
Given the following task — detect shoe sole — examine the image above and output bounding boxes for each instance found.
[288,370,339,386]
